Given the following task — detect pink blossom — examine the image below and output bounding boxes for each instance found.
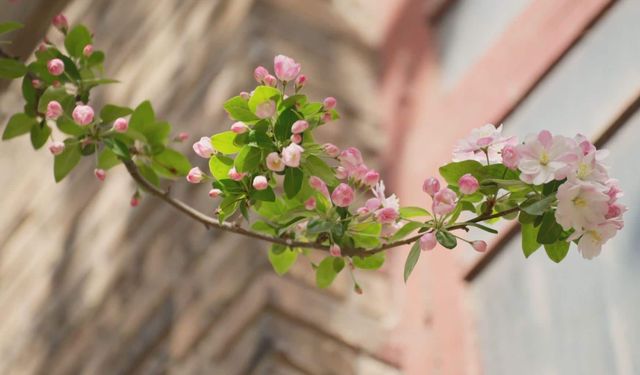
[291,120,309,134]
[365,198,381,211]
[177,132,189,142]
[458,173,479,195]
[32,79,42,89]
[208,188,222,198]
[192,137,214,158]
[376,207,399,224]
[72,105,94,125]
[46,101,63,120]
[305,197,316,210]
[252,175,268,190]
[48,141,65,155]
[230,121,248,134]
[282,143,304,168]
[555,179,609,231]
[290,134,302,144]
[254,66,269,83]
[274,54,301,82]
[501,144,520,169]
[186,167,204,183]
[335,166,348,180]
[472,241,487,252]
[422,177,440,197]
[323,97,337,110]
[94,168,106,182]
[372,181,400,212]
[339,147,364,172]
[130,196,140,207]
[255,100,276,119]
[575,134,596,156]
[331,183,354,207]
[605,179,623,202]
[381,223,401,238]
[420,232,437,251]
[295,74,307,88]
[227,167,245,181]
[322,112,333,123]
[263,75,277,87]
[322,143,340,157]
[239,91,250,100]
[452,124,516,165]
[432,187,457,216]
[309,176,330,199]
[266,152,285,172]
[517,130,579,185]
[569,147,608,183]
[52,13,68,31]
[363,170,380,186]
[329,244,342,257]
[572,222,619,259]
[350,165,369,182]
[83,44,93,57]
[113,117,129,133]
[47,58,65,76]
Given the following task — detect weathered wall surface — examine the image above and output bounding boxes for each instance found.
[0,1,403,374]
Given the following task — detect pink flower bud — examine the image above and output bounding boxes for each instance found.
[72,104,94,125]
[192,137,214,158]
[351,165,369,182]
[208,188,222,198]
[230,121,248,134]
[239,91,250,100]
[365,198,381,211]
[130,196,140,207]
[331,183,354,207]
[458,173,479,195]
[471,240,487,252]
[339,147,364,172]
[252,175,268,190]
[48,141,65,155]
[363,170,380,186]
[309,176,330,199]
[52,13,68,31]
[47,58,65,76]
[335,166,348,180]
[323,97,337,110]
[290,134,302,144]
[264,74,277,87]
[46,101,63,120]
[501,144,520,170]
[94,168,106,181]
[322,143,340,158]
[31,79,42,89]
[432,187,457,216]
[113,117,129,133]
[322,112,333,123]
[420,232,437,251]
[266,152,285,172]
[422,177,440,196]
[304,197,316,210]
[177,132,189,142]
[274,54,301,82]
[295,74,307,87]
[255,100,276,119]
[227,167,245,181]
[376,207,399,224]
[282,143,304,168]
[254,66,269,83]
[83,44,93,57]
[186,167,204,183]
[291,120,309,134]
[329,244,342,257]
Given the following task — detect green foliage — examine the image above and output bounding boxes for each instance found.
[268,245,298,275]
[3,113,36,140]
[521,222,541,257]
[235,146,261,173]
[439,160,484,186]
[316,256,345,288]
[209,154,234,180]
[248,86,281,113]
[537,211,562,244]
[100,105,133,123]
[0,21,23,35]
[436,230,457,249]
[544,241,570,263]
[224,96,259,122]
[403,241,421,283]
[399,206,430,219]
[352,252,385,270]
[0,58,27,79]
[54,142,82,182]
[152,148,191,178]
[30,121,51,149]
[64,25,92,58]
[211,131,241,154]
[348,221,382,248]
[284,167,303,198]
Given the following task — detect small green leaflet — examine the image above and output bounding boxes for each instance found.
[403,241,421,283]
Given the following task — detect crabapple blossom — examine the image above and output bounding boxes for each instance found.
[177,132,189,142]
[458,173,479,195]
[571,222,619,259]
[501,144,520,169]
[230,121,248,134]
[239,91,250,100]
[47,58,65,76]
[46,101,63,120]
[295,74,307,88]
[517,130,578,185]
[305,197,316,210]
[309,176,330,199]
[555,178,609,231]
[31,79,42,89]
[420,232,437,251]
[94,168,106,181]
[274,55,301,81]
[252,175,268,190]
[432,187,457,216]
[130,196,140,207]
[72,105,94,125]
[422,177,440,197]
[363,170,380,186]
[228,167,245,181]
[48,141,65,155]
[255,100,276,118]
[52,13,68,31]
[263,75,277,87]
[282,143,303,168]
[376,207,399,224]
[266,152,285,172]
[254,66,269,83]
[331,183,354,207]
[322,143,340,157]
[83,44,93,57]
[472,241,488,252]
[186,167,204,183]
[208,189,222,198]
[322,112,333,123]
[323,97,337,110]
[291,120,309,134]
[113,117,129,133]
[192,137,214,158]
[290,134,302,144]
[452,124,516,165]
[335,166,348,180]
[329,244,342,257]
[339,147,363,172]
[372,181,400,212]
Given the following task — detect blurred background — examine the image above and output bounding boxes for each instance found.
[0,0,638,374]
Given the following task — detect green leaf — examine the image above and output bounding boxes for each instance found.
[37,86,74,113]
[544,240,570,263]
[300,102,323,117]
[2,113,36,139]
[97,148,121,170]
[352,252,385,270]
[223,96,259,122]
[57,117,85,136]
[306,219,333,234]
[303,155,338,186]
[248,85,281,113]
[403,242,421,283]
[521,222,541,257]
[103,137,131,159]
[465,222,498,234]
[521,194,555,216]
[64,25,92,58]
[129,101,155,133]
[234,146,262,173]
[217,195,241,222]
[274,108,298,141]
[209,154,234,180]
[439,160,484,186]
[30,121,51,149]
[537,211,562,244]
[435,230,457,249]
[284,167,303,198]
[0,21,23,35]
[100,105,133,123]
[316,257,345,288]
[348,221,382,248]
[391,221,425,241]
[268,246,298,276]
[211,131,242,154]
[251,221,277,236]
[0,58,27,79]
[54,142,82,182]
[152,148,191,178]
[399,206,431,219]
[250,186,276,202]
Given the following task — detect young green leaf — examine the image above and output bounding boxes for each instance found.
[399,206,431,219]
[521,194,555,216]
[56,117,85,136]
[304,155,338,186]
[152,148,191,178]
[284,167,303,198]
[54,142,82,182]
[0,21,23,35]
[138,163,161,187]
[274,108,298,141]
[223,96,259,122]
[352,252,385,270]
[435,230,457,249]
[268,246,298,276]
[100,105,133,123]
[2,113,37,140]
[403,241,421,283]
[64,25,92,58]
[234,146,262,173]
[537,211,562,244]
[211,131,242,154]
[209,154,234,180]
[439,160,484,186]
[97,148,121,170]
[348,221,382,248]
[30,121,51,150]
[0,58,27,79]
[391,221,425,241]
[316,256,345,288]
[251,221,277,236]
[248,86,281,113]
[250,186,276,202]
[521,222,541,257]
[544,240,570,263]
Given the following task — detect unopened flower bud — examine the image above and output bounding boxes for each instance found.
[228,167,245,181]
[422,177,440,196]
[46,100,63,120]
[291,120,309,134]
[192,137,214,158]
[113,117,128,133]
[239,91,250,100]
[230,121,248,134]
[323,97,337,110]
[282,143,304,167]
[420,232,437,251]
[295,74,307,88]
[263,74,277,87]
[304,197,316,210]
[331,183,354,207]
[177,132,189,142]
[72,104,94,125]
[252,175,268,190]
[82,44,93,57]
[186,167,204,183]
[472,240,488,252]
[130,195,140,207]
[363,170,380,186]
[208,188,222,198]
[501,145,520,170]
[458,173,479,195]
[322,143,340,158]
[335,166,348,180]
[290,134,302,144]
[48,141,65,155]
[52,13,68,31]
[47,58,65,76]
[254,66,269,83]
[94,168,106,181]
[322,112,333,123]
[329,244,342,257]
